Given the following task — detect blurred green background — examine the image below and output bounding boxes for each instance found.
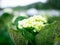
[0,0,60,45]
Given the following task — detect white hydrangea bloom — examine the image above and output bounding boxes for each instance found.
[33,15,47,23]
[18,15,47,32]
[18,21,23,29]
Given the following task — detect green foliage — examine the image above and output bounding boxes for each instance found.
[35,21,60,45]
[0,21,14,45]
[47,0,60,9]
[48,16,60,23]
[0,13,13,25]
[0,13,14,45]
[35,22,55,45]
[19,29,35,45]
[8,29,28,45]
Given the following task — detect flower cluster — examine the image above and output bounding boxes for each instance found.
[18,15,47,32]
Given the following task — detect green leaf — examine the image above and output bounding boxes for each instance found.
[8,29,28,45]
[19,28,35,45]
[35,21,60,45]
